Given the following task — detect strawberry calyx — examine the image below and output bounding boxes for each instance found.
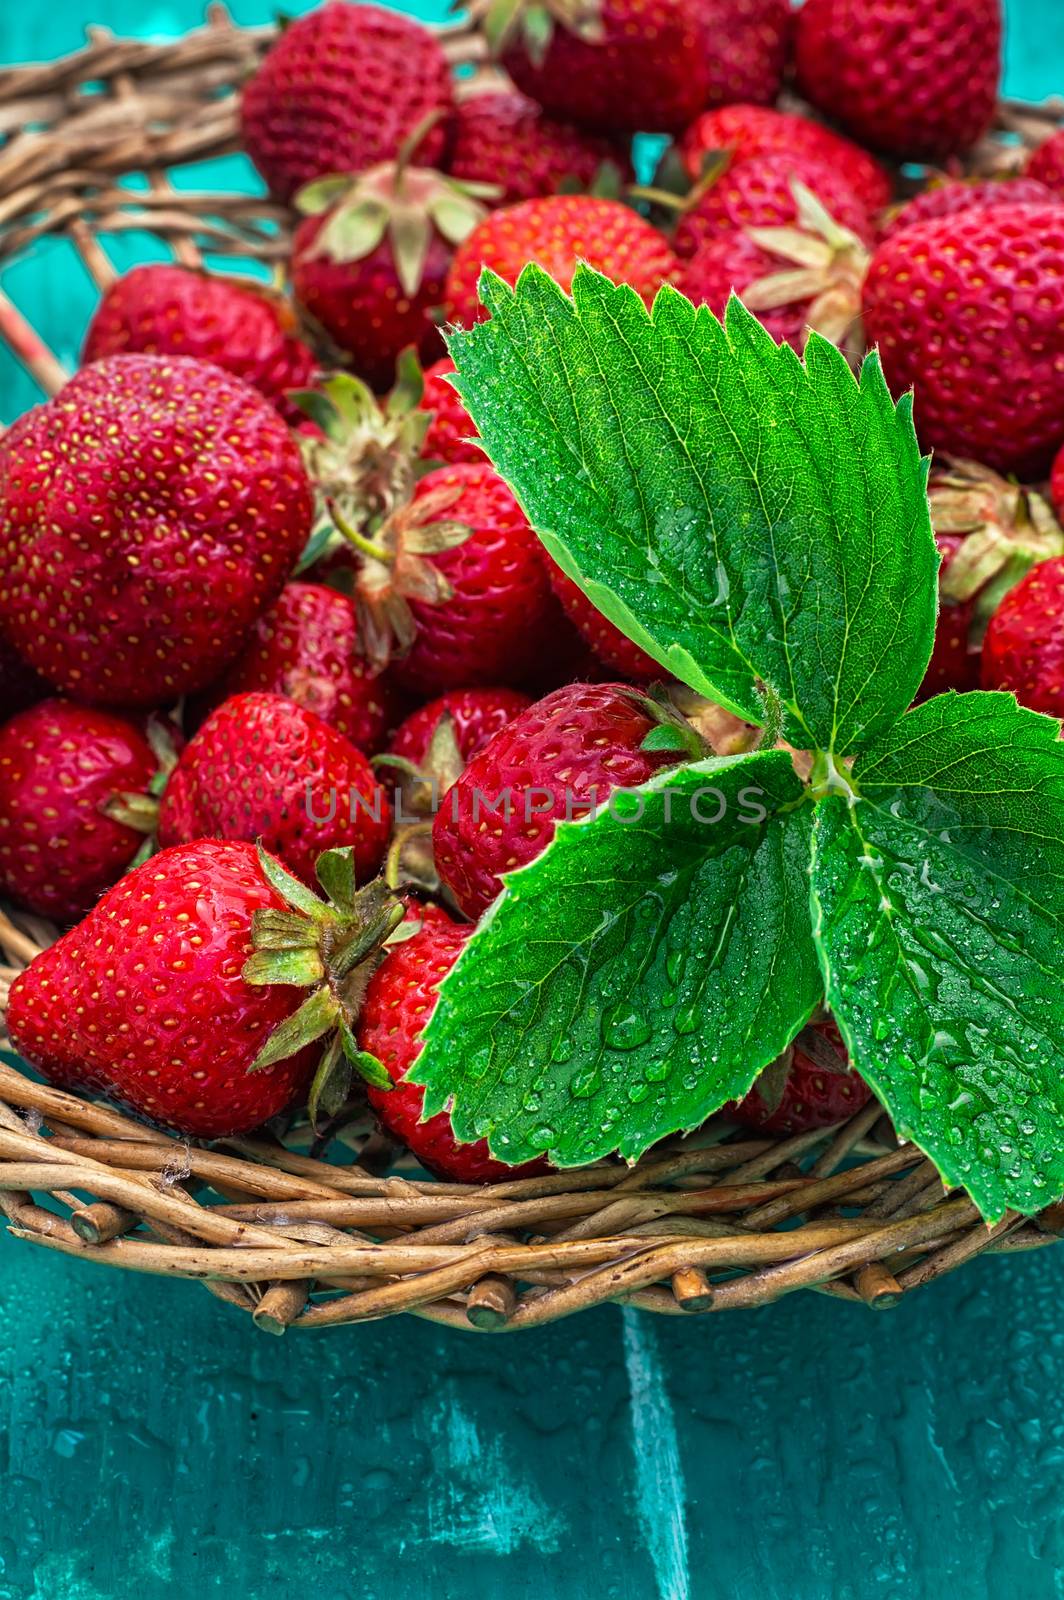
[243,844,405,1123]
[932,459,1064,642]
[467,0,604,63]
[741,180,871,355]
[98,713,180,862]
[373,713,467,897]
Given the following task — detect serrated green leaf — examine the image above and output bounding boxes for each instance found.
[247,986,340,1074]
[446,266,936,756]
[409,751,821,1167]
[811,691,1064,1220]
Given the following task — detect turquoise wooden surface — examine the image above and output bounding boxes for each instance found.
[3,4,1064,1596]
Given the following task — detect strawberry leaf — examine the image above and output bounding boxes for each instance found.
[811,692,1064,1219]
[446,266,936,757]
[409,751,821,1167]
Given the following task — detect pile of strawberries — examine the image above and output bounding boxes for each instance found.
[2,0,1063,1181]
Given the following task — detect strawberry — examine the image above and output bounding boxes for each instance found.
[677,104,892,215]
[433,681,686,918]
[0,700,157,922]
[922,535,980,699]
[490,0,789,136]
[862,206,1064,478]
[389,687,534,770]
[81,265,318,425]
[445,195,677,327]
[240,1,453,204]
[545,562,660,680]
[158,692,391,887]
[1053,441,1064,521]
[881,177,1058,240]
[1028,130,1064,198]
[419,357,485,465]
[794,0,1001,161]
[5,838,403,1137]
[0,355,314,708]
[0,632,49,718]
[357,908,545,1179]
[729,1020,872,1135]
[193,582,399,755]
[446,89,631,208]
[981,556,1064,716]
[674,152,872,261]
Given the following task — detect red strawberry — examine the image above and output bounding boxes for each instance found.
[5,838,401,1136]
[0,632,49,718]
[795,0,1001,161]
[158,692,391,887]
[0,700,157,922]
[1028,130,1064,198]
[445,195,678,327]
[240,2,453,204]
[677,104,892,216]
[674,151,872,261]
[358,909,545,1180]
[81,265,317,425]
[729,1020,872,1135]
[433,681,683,918]
[1053,441,1064,520]
[862,206,1064,478]
[419,357,485,465]
[446,89,631,207]
[389,687,534,770]
[881,177,1058,240]
[494,0,788,136]
[545,563,660,680]
[194,583,398,755]
[981,556,1064,716]
[923,534,980,698]
[0,355,314,708]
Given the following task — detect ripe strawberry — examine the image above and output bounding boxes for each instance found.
[0,355,313,708]
[795,0,1001,161]
[194,583,398,755]
[1053,442,1064,520]
[545,563,660,680]
[0,632,49,717]
[158,693,391,887]
[0,701,157,922]
[674,152,872,261]
[419,357,485,465]
[358,909,545,1180]
[433,681,684,918]
[1028,130,1064,198]
[494,0,789,136]
[881,177,1057,240]
[677,104,892,215]
[862,206,1064,478]
[445,195,677,327]
[6,838,402,1136]
[240,2,452,203]
[389,687,534,770]
[981,556,1064,716]
[922,535,980,699]
[446,90,631,208]
[81,265,317,425]
[729,1020,872,1135]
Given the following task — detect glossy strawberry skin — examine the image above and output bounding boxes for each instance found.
[881,178,1057,240]
[81,265,318,425]
[433,681,678,918]
[445,196,677,327]
[358,912,545,1181]
[0,700,156,922]
[292,212,449,392]
[678,230,812,350]
[794,0,1001,161]
[390,463,563,696]
[389,687,534,769]
[730,1021,872,1136]
[546,563,660,681]
[158,693,391,887]
[6,840,316,1135]
[920,535,980,699]
[862,207,1064,478]
[240,2,452,203]
[674,151,872,261]
[195,583,398,755]
[1028,131,1064,198]
[981,556,1064,716]
[678,104,892,215]
[420,358,485,466]
[0,355,314,708]
[503,0,789,135]
[446,90,631,208]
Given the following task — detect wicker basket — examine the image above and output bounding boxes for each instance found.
[1,11,1063,1334]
